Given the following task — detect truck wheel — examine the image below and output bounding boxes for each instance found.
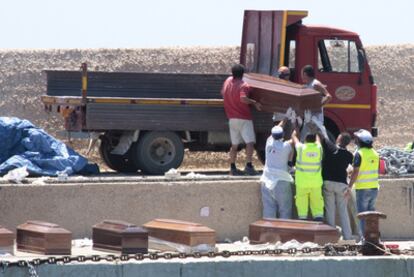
[132,131,184,175]
[99,137,139,173]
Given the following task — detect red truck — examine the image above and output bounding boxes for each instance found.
[42,10,377,174]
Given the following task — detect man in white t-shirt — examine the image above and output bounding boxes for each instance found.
[260,118,294,219]
[301,65,332,141]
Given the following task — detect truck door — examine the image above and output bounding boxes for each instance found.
[314,37,372,133]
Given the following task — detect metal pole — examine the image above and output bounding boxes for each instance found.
[81,63,88,104]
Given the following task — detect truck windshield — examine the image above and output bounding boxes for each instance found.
[318,39,361,73]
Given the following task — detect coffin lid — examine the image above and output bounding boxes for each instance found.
[244,73,318,97]
[251,218,338,232]
[357,211,387,220]
[0,225,14,238]
[93,220,148,234]
[17,220,71,234]
[143,219,215,233]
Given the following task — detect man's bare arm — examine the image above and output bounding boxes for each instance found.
[343,166,359,198]
[240,96,262,111]
[282,117,296,146]
[291,127,300,146]
[278,117,288,128]
[348,167,360,189]
[314,83,332,106]
[316,133,321,144]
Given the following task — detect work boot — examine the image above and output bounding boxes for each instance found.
[244,165,258,176]
[229,167,245,176]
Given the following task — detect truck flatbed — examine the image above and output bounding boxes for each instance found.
[45,70,228,99]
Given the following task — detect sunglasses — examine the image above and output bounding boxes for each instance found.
[279,72,290,79]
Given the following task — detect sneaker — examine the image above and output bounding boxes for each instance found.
[229,167,245,176]
[313,217,324,222]
[244,165,258,176]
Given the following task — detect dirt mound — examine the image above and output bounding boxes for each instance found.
[0,45,412,170]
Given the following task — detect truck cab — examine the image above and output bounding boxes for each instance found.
[241,10,377,138]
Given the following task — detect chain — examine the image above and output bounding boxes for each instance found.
[1,245,413,272]
[27,262,39,277]
[13,261,39,277]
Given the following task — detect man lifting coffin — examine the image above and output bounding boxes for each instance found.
[292,124,324,221]
[260,116,295,219]
[300,65,332,141]
[221,64,262,176]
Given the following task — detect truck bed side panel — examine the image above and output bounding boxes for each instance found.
[46,71,228,99]
[85,103,273,132]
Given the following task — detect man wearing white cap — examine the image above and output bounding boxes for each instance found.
[348,129,379,235]
[260,118,294,219]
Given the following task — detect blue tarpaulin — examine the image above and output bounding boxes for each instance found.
[0,117,98,176]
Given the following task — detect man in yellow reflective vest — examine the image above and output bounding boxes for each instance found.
[292,128,324,221]
[405,141,413,152]
[348,129,379,235]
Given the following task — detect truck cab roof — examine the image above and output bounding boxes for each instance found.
[300,24,359,38]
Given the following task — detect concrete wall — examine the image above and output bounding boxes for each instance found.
[376,179,414,239]
[0,177,413,240]
[1,257,414,277]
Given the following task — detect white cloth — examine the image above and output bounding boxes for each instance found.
[272,112,286,122]
[272,107,296,123]
[229,118,256,145]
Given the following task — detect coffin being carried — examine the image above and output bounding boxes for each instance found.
[244,73,322,114]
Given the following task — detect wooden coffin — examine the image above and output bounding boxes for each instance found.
[249,218,339,245]
[92,220,148,254]
[16,221,72,255]
[244,73,322,114]
[0,226,14,254]
[143,219,216,247]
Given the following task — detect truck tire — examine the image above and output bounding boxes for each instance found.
[99,137,139,173]
[132,131,184,175]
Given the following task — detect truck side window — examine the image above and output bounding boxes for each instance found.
[287,40,296,69]
[285,40,296,80]
[318,40,332,72]
[318,39,361,73]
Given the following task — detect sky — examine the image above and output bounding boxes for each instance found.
[0,0,411,48]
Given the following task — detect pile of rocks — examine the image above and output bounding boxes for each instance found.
[379,147,414,175]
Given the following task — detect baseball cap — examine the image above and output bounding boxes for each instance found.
[271,126,284,140]
[354,129,373,143]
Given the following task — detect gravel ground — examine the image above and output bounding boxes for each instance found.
[0,45,412,170]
